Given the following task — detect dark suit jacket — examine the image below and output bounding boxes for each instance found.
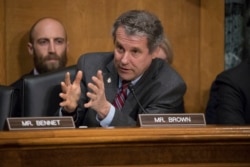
[70,52,186,127]
[205,59,250,124]
[10,71,34,117]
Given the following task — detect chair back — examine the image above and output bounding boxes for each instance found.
[0,85,16,130]
[22,65,76,117]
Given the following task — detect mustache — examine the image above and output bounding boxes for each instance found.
[44,54,60,61]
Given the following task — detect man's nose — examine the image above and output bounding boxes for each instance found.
[121,52,129,63]
[48,42,56,53]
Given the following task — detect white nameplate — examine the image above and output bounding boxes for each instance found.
[5,116,75,131]
[139,113,206,127]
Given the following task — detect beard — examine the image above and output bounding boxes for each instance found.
[33,51,68,74]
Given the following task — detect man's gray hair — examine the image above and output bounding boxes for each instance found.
[112,10,164,54]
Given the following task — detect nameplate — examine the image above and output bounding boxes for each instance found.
[5,116,75,131]
[138,113,206,127]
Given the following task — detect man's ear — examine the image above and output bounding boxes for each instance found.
[152,46,160,59]
[66,41,69,53]
[27,42,34,55]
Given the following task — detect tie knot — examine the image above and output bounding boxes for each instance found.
[121,80,130,89]
[122,80,130,84]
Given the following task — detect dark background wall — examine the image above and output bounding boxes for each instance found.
[225,0,250,69]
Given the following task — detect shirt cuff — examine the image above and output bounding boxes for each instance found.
[96,105,115,127]
[59,107,63,116]
[59,107,79,124]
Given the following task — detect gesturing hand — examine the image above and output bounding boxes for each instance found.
[59,70,83,113]
[84,70,111,119]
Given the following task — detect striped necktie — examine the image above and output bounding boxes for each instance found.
[113,80,130,110]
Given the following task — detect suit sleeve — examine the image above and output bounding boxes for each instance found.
[215,75,246,124]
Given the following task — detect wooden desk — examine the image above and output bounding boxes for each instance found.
[0,126,250,167]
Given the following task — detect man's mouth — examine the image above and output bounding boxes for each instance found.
[119,67,129,72]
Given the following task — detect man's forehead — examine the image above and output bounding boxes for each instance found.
[115,33,148,49]
[32,21,66,37]
[32,29,66,40]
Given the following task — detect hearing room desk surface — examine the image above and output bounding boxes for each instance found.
[0,126,250,167]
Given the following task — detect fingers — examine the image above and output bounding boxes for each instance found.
[85,70,104,107]
[88,82,98,93]
[86,84,98,105]
[64,72,71,86]
[59,91,67,100]
[97,70,104,89]
[84,101,91,108]
[96,70,103,81]
[86,91,96,100]
[73,71,83,85]
[59,92,69,107]
[61,81,67,93]
[59,97,67,107]
[65,70,83,86]
[84,92,95,108]
[90,70,103,89]
[59,70,83,112]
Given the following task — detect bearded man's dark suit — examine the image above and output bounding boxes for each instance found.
[10,71,34,117]
[66,52,186,127]
[205,58,250,124]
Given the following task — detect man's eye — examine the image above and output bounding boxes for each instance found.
[132,50,138,54]
[38,40,48,45]
[131,49,139,57]
[116,45,124,53]
[55,39,65,44]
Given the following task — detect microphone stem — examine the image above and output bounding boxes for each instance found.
[128,84,147,113]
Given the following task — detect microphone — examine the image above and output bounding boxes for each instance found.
[128,83,147,113]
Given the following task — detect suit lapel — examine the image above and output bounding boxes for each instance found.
[104,60,118,102]
[121,59,164,114]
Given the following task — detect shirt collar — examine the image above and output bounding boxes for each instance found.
[118,75,142,88]
[33,68,39,75]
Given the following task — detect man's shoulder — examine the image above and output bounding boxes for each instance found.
[156,59,185,81]
[149,59,186,89]
[10,71,34,89]
[217,60,249,81]
[76,52,114,75]
[214,60,250,91]
[79,52,113,61]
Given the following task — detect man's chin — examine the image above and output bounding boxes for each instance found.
[46,59,60,64]
[45,63,60,71]
[118,72,134,81]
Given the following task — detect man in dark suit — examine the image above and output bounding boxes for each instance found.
[59,10,186,127]
[205,58,250,124]
[10,17,69,117]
